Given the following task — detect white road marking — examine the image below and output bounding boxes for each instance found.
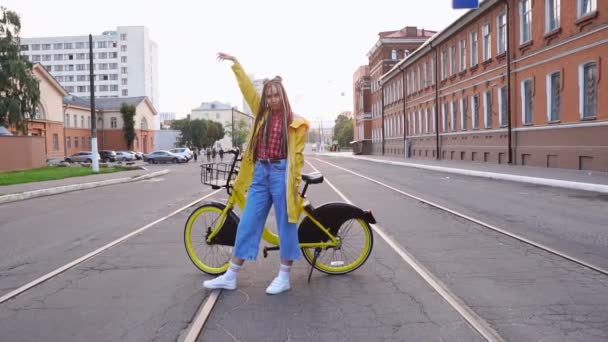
[306,159,505,342]
[0,189,221,305]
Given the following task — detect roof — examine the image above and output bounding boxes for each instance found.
[192,101,234,111]
[64,95,156,114]
[33,64,69,97]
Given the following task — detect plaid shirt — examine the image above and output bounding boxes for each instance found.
[257,112,286,160]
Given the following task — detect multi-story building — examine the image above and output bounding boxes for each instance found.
[20,26,159,110]
[378,0,607,171]
[159,112,176,129]
[190,101,253,149]
[352,65,372,154]
[357,26,436,155]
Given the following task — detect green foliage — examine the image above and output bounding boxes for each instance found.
[224,118,250,149]
[0,7,41,134]
[120,103,136,149]
[333,113,354,148]
[173,117,225,148]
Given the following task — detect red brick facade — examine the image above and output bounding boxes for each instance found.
[374,0,608,171]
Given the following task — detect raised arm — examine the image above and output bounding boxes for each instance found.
[217,52,261,116]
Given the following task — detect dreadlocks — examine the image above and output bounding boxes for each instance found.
[248,76,294,160]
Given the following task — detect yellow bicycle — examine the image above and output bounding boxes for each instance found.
[184,150,375,281]
[184,150,376,281]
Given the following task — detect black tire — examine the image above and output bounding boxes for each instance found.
[149,159,155,164]
[172,158,178,164]
[86,159,92,163]
[65,158,72,163]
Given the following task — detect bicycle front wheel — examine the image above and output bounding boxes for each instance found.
[184,204,234,275]
[302,217,373,275]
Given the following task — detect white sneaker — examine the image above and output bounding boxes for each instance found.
[203,274,236,290]
[265,277,290,295]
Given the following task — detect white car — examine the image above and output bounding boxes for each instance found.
[65,151,101,163]
[169,148,193,162]
[116,151,135,161]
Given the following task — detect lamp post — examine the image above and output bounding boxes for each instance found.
[88,34,99,173]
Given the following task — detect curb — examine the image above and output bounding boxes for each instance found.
[318,154,608,194]
[0,169,171,205]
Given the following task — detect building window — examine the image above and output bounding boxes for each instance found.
[442,103,448,132]
[521,79,534,125]
[53,43,62,50]
[432,106,436,133]
[425,108,430,133]
[121,67,128,74]
[53,134,59,151]
[431,56,436,84]
[459,39,466,72]
[482,24,491,61]
[471,94,479,129]
[441,50,447,80]
[391,50,397,60]
[81,137,85,148]
[546,0,560,32]
[97,41,107,49]
[66,137,71,148]
[417,66,422,90]
[579,62,598,119]
[450,45,456,76]
[121,56,127,63]
[450,101,457,131]
[64,42,73,49]
[499,86,508,127]
[520,0,532,44]
[122,89,129,96]
[424,62,429,87]
[42,44,51,50]
[120,33,127,41]
[497,13,507,55]
[74,136,79,148]
[121,45,127,52]
[547,71,561,121]
[460,97,467,130]
[484,90,493,128]
[111,117,117,128]
[111,85,119,91]
[81,115,84,128]
[578,0,597,18]
[418,111,422,135]
[404,49,410,57]
[32,44,40,50]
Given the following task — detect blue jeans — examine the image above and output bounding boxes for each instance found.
[232,159,301,261]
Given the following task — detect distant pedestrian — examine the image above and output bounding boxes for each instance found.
[212,148,217,160]
[193,147,198,162]
[206,147,211,162]
[219,148,224,161]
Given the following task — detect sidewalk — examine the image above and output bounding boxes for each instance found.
[0,167,170,205]
[313,152,608,193]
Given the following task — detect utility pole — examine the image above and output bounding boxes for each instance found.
[88,34,99,173]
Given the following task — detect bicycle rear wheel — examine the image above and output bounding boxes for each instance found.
[301,217,373,275]
[184,204,234,275]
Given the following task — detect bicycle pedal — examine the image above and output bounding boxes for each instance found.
[263,246,280,258]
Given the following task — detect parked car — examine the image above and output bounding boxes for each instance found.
[169,147,193,161]
[129,151,143,160]
[144,151,186,164]
[65,151,101,163]
[116,151,136,161]
[100,150,116,162]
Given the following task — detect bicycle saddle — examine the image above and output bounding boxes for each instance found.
[302,172,324,184]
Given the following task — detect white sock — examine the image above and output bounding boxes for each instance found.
[277,264,291,282]
[224,262,241,281]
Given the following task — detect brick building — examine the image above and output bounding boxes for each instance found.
[375,0,607,171]
[352,26,436,155]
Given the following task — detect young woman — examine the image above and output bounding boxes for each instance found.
[203,52,309,295]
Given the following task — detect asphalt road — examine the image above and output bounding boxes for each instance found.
[0,155,607,341]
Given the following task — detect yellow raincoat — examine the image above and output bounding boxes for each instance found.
[230,62,309,224]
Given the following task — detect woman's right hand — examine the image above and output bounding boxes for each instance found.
[217,52,238,63]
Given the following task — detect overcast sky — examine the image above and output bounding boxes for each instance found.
[6,0,467,125]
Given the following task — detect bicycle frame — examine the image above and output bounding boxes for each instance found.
[205,190,340,249]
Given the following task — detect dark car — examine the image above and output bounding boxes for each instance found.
[100,150,116,162]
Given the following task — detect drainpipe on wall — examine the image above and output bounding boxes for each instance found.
[399,64,407,156]
[502,0,514,164]
[380,80,385,155]
[430,41,440,160]
[62,103,68,158]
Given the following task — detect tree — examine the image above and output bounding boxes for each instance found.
[224,118,249,149]
[333,112,354,148]
[0,7,40,134]
[120,103,136,149]
[173,118,225,149]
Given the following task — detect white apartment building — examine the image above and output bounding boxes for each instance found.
[190,101,239,150]
[20,26,159,111]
